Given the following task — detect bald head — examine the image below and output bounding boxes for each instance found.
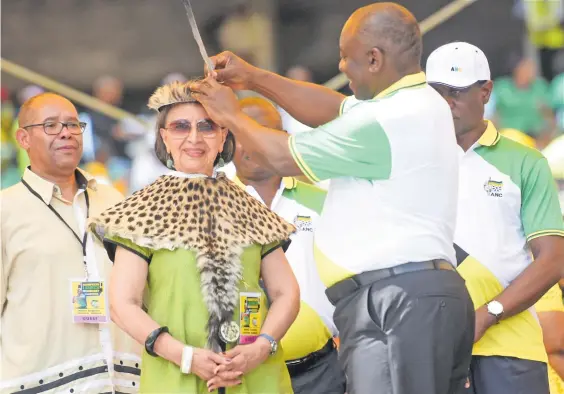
[18,93,75,127]
[339,3,422,99]
[239,97,283,130]
[15,92,82,180]
[351,3,422,72]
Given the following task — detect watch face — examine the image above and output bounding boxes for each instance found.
[488,301,503,315]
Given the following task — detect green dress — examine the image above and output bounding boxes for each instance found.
[89,173,295,394]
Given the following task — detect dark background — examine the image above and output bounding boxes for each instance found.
[1,0,524,110]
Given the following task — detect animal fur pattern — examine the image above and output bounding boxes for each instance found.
[147,80,199,111]
[88,173,295,351]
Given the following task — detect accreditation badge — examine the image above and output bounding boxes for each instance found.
[239,292,262,344]
[70,279,109,324]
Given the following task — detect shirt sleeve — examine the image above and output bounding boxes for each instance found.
[261,239,291,259]
[103,234,153,264]
[521,156,564,241]
[288,101,392,182]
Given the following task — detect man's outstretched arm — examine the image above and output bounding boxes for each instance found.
[191,77,389,183]
[209,51,346,128]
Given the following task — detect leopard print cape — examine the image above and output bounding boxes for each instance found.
[88,172,295,351]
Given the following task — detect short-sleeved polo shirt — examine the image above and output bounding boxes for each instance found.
[455,121,564,362]
[288,72,459,287]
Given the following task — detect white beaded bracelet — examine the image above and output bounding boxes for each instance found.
[181,346,194,374]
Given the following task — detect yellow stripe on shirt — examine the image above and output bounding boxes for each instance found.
[288,135,321,183]
[282,301,332,360]
[457,255,547,362]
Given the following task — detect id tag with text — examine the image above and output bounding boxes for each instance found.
[239,292,262,344]
[70,279,109,324]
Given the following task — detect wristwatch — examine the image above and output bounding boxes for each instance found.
[486,300,504,323]
[258,333,278,356]
[145,326,169,357]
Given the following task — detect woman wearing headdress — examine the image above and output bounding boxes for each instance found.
[88,80,299,393]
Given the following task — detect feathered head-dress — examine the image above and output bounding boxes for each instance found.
[88,80,295,351]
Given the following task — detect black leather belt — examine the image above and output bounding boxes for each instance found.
[325,259,454,306]
[285,338,335,377]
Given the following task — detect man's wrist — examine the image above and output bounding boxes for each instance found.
[247,66,265,92]
[486,300,504,323]
[225,112,250,134]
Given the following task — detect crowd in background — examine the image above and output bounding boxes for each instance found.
[2,0,564,196]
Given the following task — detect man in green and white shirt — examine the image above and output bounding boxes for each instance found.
[192,4,475,393]
[427,41,564,394]
[232,97,345,394]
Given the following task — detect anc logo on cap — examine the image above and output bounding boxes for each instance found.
[451,66,463,72]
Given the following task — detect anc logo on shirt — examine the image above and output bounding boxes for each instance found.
[451,66,463,72]
[293,215,313,232]
[484,178,503,197]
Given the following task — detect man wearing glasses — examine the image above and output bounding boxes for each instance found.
[0,93,141,393]
[427,42,564,394]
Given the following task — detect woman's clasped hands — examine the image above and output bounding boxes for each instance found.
[197,339,272,392]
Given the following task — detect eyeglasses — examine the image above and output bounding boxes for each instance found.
[22,121,87,135]
[164,119,219,139]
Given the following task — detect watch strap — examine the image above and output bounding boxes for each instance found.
[258,333,276,355]
[145,326,169,357]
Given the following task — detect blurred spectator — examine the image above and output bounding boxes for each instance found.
[218,0,275,71]
[77,111,96,163]
[279,65,314,135]
[11,85,45,175]
[544,134,564,211]
[520,0,564,81]
[1,88,19,189]
[89,75,129,161]
[551,71,564,131]
[484,89,497,120]
[286,65,313,82]
[493,58,555,147]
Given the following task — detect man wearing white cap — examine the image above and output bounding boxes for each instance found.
[427,42,564,393]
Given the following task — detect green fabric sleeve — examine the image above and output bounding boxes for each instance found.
[285,181,327,215]
[261,240,285,259]
[521,157,564,241]
[104,234,153,263]
[288,104,392,182]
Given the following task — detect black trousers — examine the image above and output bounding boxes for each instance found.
[290,347,346,394]
[332,269,475,394]
[466,356,549,394]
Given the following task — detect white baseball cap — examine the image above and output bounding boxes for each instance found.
[426,42,491,88]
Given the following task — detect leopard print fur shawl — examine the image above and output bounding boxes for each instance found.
[88,172,295,351]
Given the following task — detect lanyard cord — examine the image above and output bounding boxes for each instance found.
[21,178,90,275]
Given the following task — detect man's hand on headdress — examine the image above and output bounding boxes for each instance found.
[205,51,257,91]
[190,77,241,129]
